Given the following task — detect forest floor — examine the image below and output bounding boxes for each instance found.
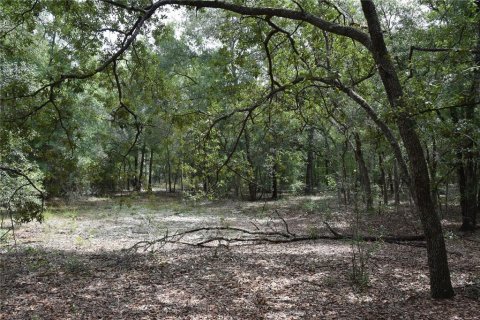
[1,191,479,319]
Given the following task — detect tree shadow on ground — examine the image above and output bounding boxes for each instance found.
[1,240,479,320]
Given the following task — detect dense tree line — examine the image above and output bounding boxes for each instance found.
[1,0,479,298]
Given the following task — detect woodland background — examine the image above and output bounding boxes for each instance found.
[1,0,480,318]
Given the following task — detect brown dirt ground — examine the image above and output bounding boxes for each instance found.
[1,192,479,319]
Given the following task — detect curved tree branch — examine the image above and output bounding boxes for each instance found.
[155,0,372,49]
[310,76,412,189]
[0,166,44,199]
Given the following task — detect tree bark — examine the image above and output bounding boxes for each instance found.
[319,80,412,196]
[244,129,257,201]
[461,0,480,231]
[388,170,394,196]
[462,120,478,231]
[123,161,128,191]
[305,126,315,195]
[271,158,279,200]
[477,182,480,221]
[180,158,184,192]
[167,145,172,193]
[426,138,439,210]
[361,0,453,298]
[341,140,349,205]
[137,143,146,191]
[173,173,177,192]
[133,150,139,191]
[457,151,468,223]
[353,132,373,210]
[148,148,154,192]
[393,159,400,206]
[450,109,477,231]
[379,153,388,206]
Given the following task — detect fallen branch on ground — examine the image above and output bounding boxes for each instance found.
[128,217,425,252]
[322,222,425,242]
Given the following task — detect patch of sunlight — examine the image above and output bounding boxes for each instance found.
[346,292,373,303]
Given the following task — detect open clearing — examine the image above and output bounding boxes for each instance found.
[1,192,479,319]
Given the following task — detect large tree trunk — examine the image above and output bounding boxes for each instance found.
[353,132,373,210]
[461,1,480,231]
[478,179,480,217]
[462,120,478,231]
[361,0,453,298]
[477,182,480,220]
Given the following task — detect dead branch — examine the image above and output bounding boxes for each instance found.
[128,215,425,252]
[323,222,425,242]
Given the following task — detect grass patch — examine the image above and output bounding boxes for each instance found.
[64,256,90,274]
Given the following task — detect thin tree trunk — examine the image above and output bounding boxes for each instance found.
[445,182,449,218]
[203,180,208,194]
[388,170,394,196]
[164,169,168,192]
[180,158,184,192]
[305,126,315,195]
[462,132,477,231]
[137,143,146,191]
[341,140,348,205]
[244,129,257,201]
[127,160,131,191]
[148,148,154,192]
[271,158,279,200]
[133,150,138,191]
[144,152,149,185]
[234,174,240,198]
[324,158,330,175]
[361,0,453,298]
[427,138,439,210]
[393,159,400,206]
[167,146,172,193]
[379,153,388,206]
[451,109,477,231]
[123,161,127,191]
[353,132,373,210]
[173,173,177,192]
